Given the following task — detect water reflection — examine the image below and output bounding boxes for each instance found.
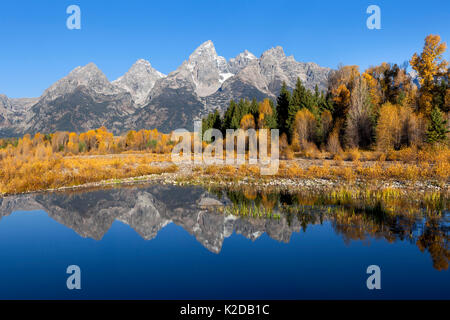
[0,184,448,270]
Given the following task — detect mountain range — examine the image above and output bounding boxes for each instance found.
[0,41,331,137]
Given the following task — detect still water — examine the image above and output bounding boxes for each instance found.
[0,184,448,299]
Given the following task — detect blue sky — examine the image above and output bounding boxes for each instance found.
[0,0,449,98]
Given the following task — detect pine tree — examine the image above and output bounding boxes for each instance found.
[223,100,237,131]
[265,99,278,129]
[258,98,277,129]
[201,109,222,142]
[276,82,291,135]
[290,78,307,108]
[426,106,449,144]
[230,99,249,129]
[287,78,317,140]
[249,98,259,120]
[314,84,320,101]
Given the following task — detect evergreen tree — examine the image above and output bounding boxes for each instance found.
[287,78,317,140]
[276,82,291,136]
[290,78,307,108]
[249,98,259,120]
[202,109,222,142]
[317,91,334,114]
[260,99,278,130]
[230,111,241,130]
[230,99,250,129]
[314,84,320,101]
[432,79,449,113]
[225,99,244,129]
[323,91,335,114]
[212,109,222,130]
[223,100,237,131]
[265,99,278,129]
[426,106,449,144]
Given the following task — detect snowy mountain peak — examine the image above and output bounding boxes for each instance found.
[228,50,258,74]
[240,50,257,60]
[112,59,165,105]
[182,40,233,97]
[0,41,333,137]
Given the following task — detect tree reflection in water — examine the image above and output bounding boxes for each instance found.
[0,184,448,270]
[216,187,449,271]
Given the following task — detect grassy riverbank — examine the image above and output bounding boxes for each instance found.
[1,150,448,196]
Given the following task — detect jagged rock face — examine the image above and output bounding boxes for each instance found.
[40,63,125,103]
[258,46,331,94]
[201,46,330,117]
[132,41,232,131]
[9,97,38,110]
[184,40,232,97]
[26,63,135,134]
[0,94,12,127]
[0,94,37,136]
[112,59,165,106]
[228,50,257,74]
[202,61,275,115]
[0,41,332,136]
[148,41,232,101]
[130,81,204,132]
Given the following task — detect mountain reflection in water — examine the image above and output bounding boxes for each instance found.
[0,184,448,271]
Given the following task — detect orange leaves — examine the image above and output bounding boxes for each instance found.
[376,103,423,151]
[293,108,316,149]
[410,34,448,115]
[0,153,177,195]
[240,114,256,130]
[257,98,274,129]
[332,84,351,119]
[7,126,175,158]
[376,103,401,151]
[328,65,360,119]
[258,98,273,116]
[0,125,180,195]
[362,72,382,107]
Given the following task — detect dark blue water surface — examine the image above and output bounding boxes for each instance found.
[0,184,448,299]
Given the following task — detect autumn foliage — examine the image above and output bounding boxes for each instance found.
[201,34,449,155]
[0,127,177,195]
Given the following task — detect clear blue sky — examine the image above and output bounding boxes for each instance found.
[0,0,449,98]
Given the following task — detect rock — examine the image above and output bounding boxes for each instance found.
[0,41,332,137]
[198,197,223,207]
[112,59,165,106]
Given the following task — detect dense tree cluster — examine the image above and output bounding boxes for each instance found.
[0,126,175,158]
[202,35,450,153]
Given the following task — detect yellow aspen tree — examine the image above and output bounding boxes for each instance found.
[240,113,256,130]
[67,132,79,154]
[293,108,316,150]
[410,35,448,115]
